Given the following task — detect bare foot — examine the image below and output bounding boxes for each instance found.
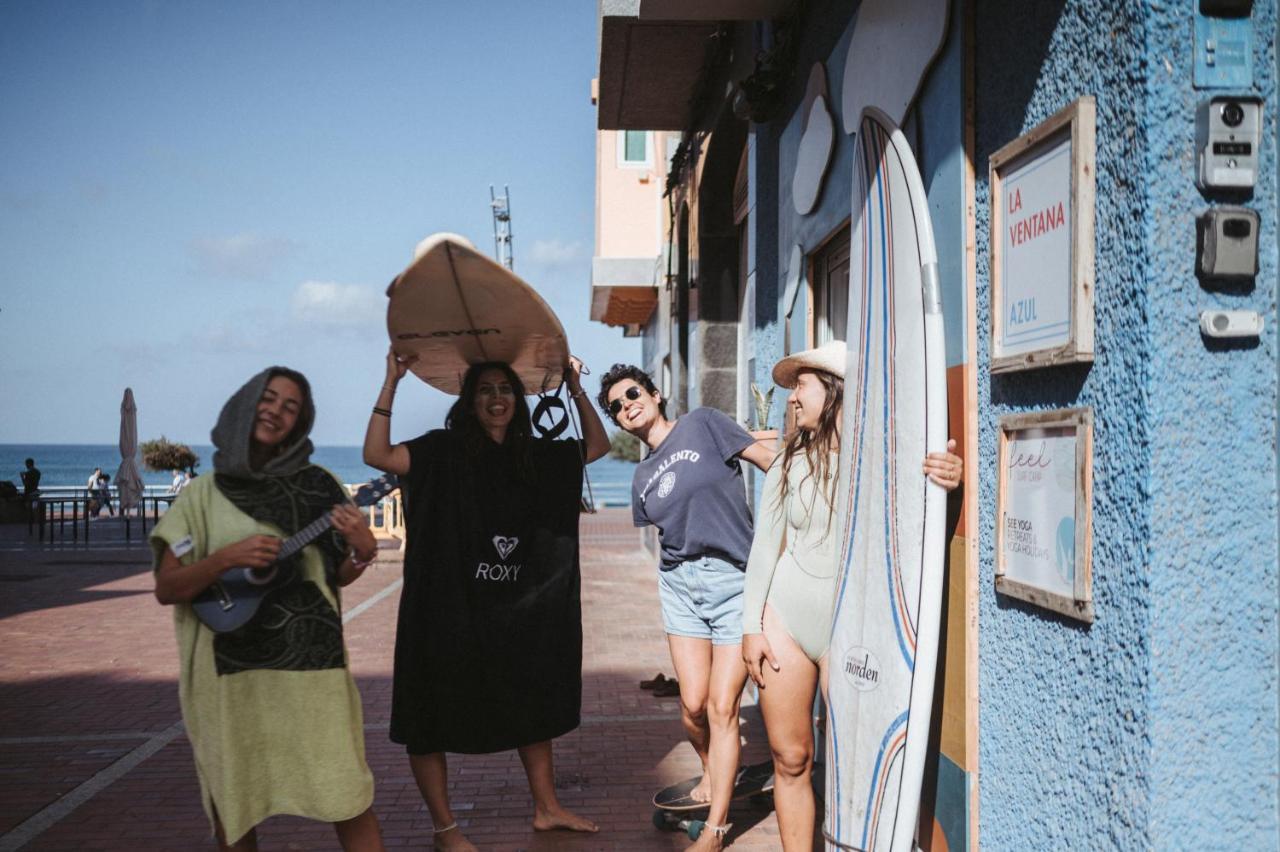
[689,774,712,804]
[432,825,478,851]
[532,803,598,833]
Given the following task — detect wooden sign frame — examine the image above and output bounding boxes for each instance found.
[988,96,1095,373]
[995,407,1094,623]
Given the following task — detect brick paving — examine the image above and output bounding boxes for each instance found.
[0,510,794,850]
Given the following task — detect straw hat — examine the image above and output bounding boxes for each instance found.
[771,339,847,388]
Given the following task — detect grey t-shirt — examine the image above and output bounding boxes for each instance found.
[631,407,755,570]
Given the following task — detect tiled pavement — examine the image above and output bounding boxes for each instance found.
[0,510,795,850]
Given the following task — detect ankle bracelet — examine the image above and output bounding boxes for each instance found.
[432,822,458,835]
[708,822,732,837]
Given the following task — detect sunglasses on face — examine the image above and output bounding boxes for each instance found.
[608,386,644,417]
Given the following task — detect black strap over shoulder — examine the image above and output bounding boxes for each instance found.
[531,394,569,439]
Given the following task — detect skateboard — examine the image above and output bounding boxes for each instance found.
[651,760,775,839]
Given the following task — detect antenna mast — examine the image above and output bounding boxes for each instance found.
[490,184,514,270]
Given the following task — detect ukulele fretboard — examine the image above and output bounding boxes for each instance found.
[278,515,333,561]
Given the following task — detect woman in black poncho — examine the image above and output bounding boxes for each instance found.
[364,350,609,850]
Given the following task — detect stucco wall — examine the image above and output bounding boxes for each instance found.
[974,3,1155,846]
[751,0,858,395]
[1142,3,1279,846]
[975,2,1278,848]
[595,129,666,258]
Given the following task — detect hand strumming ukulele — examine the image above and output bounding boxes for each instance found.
[192,474,399,633]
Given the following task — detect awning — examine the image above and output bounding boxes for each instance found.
[590,255,661,327]
[597,0,794,130]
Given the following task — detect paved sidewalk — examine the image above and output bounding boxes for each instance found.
[0,510,791,850]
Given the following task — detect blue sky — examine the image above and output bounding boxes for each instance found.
[0,0,638,445]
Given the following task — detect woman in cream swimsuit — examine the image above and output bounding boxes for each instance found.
[741,341,962,850]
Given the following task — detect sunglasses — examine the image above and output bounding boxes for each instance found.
[608,386,644,417]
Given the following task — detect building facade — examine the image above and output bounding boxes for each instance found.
[592,1,1278,848]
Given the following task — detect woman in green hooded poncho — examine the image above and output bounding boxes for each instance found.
[151,367,384,851]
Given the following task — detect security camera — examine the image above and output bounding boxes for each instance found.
[1219,101,1245,127]
[1196,96,1262,190]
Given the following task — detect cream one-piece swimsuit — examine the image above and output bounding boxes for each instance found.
[742,451,840,662]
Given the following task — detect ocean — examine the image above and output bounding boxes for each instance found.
[1,444,637,508]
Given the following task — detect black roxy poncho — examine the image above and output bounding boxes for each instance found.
[390,429,585,755]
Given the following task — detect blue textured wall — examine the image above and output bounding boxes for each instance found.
[751,1,858,399]
[1142,2,1278,846]
[975,2,1278,848]
[975,1,1154,845]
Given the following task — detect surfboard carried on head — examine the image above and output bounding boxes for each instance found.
[386,232,570,396]
[825,107,948,852]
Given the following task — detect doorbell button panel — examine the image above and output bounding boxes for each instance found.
[1199,309,1263,338]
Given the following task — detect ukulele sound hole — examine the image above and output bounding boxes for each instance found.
[244,566,279,586]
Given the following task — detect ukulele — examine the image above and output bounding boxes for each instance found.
[192,474,399,633]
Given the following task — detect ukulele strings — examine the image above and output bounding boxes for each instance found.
[276,479,393,560]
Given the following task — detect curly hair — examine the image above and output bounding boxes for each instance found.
[596,363,666,425]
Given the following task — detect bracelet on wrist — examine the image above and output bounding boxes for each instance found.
[372,406,392,417]
[350,551,376,571]
[381,384,396,393]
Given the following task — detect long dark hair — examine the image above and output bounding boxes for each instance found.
[446,361,533,447]
[775,370,843,538]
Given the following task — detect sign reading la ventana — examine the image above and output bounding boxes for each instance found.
[989,95,1095,372]
[999,137,1073,356]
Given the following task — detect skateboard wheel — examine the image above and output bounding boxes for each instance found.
[652,810,669,830]
[687,819,705,840]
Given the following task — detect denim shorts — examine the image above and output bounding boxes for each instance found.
[657,555,745,645]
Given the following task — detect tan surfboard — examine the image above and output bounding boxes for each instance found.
[386,233,570,395]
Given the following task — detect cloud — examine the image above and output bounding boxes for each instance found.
[291,280,383,330]
[528,239,586,268]
[189,233,299,280]
[193,322,270,353]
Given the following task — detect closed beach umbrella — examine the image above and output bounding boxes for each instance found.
[115,388,144,510]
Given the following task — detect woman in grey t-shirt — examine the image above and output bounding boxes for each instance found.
[599,364,775,850]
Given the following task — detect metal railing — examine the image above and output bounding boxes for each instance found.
[30,484,181,499]
[343,485,405,550]
[27,483,407,549]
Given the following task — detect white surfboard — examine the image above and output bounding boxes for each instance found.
[825,108,948,852]
[386,233,570,395]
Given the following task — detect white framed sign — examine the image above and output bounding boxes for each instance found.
[989,96,1095,373]
[995,407,1094,623]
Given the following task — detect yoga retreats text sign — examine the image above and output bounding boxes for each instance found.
[989,96,1096,373]
[996,407,1095,623]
